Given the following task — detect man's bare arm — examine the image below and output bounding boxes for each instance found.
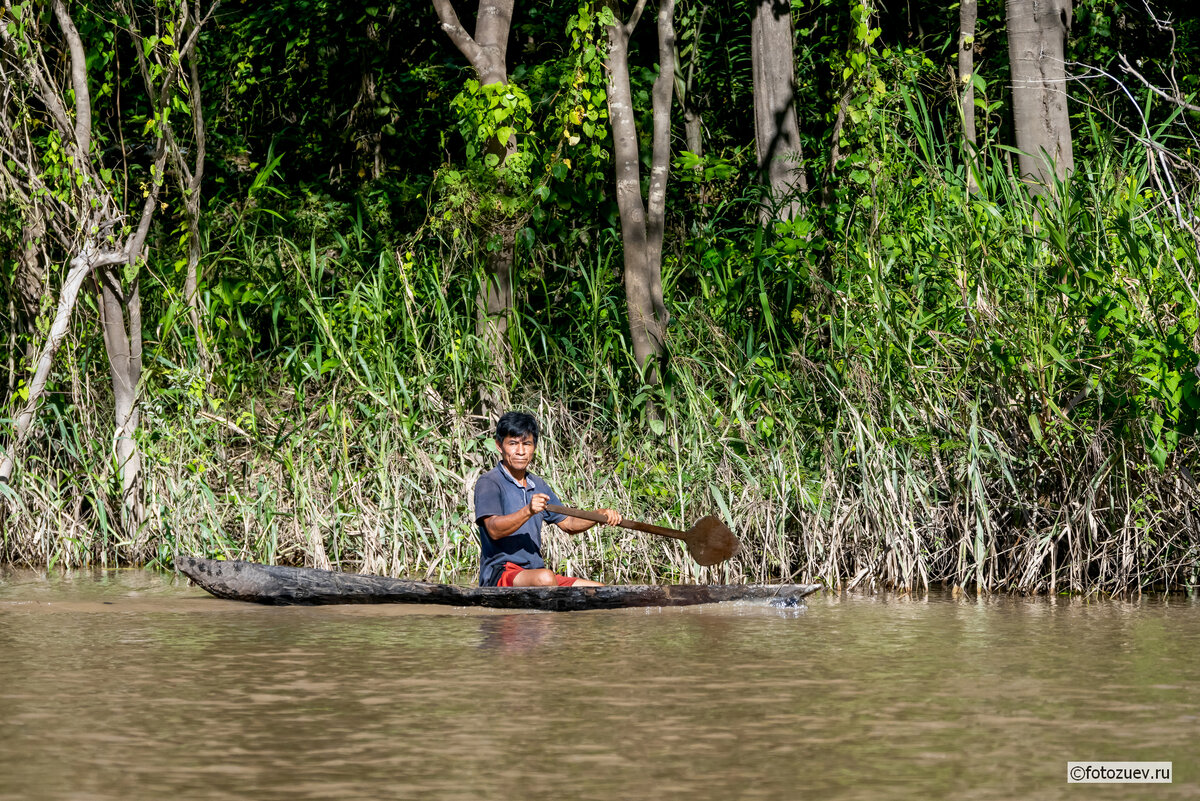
[556,508,622,534]
[482,506,535,540]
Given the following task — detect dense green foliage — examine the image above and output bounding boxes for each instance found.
[2,0,1199,592]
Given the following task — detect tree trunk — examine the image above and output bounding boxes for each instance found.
[432,0,516,407]
[605,0,675,388]
[751,0,808,222]
[958,0,979,194]
[478,228,514,369]
[97,140,167,530]
[683,107,706,207]
[98,265,144,528]
[684,109,703,162]
[677,3,707,203]
[182,188,207,371]
[15,217,45,360]
[1006,0,1074,191]
[645,1,674,357]
[181,52,210,373]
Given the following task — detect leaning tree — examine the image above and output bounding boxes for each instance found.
[0,0,214,529]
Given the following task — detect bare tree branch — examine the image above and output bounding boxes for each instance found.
[187,54,206,187]
[625,0,649,35]
[178,0,219,62]
[0,8,75,142]
[1118,53,1200,114]
[52,0,92,155]
[432,0,482,66]
[127,147,170,264]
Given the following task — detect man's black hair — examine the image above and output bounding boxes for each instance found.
[495,411,539,444]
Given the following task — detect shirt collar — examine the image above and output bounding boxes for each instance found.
[497,461,536,490]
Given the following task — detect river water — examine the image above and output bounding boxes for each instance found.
[0,568,1196,800]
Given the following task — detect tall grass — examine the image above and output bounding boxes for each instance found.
[2,93,1198,593]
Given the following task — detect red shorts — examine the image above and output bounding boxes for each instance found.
[496,561,579,587]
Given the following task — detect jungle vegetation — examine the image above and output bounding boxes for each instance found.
[2,0,1199,593]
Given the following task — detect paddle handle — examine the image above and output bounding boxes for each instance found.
[545,503,687,542]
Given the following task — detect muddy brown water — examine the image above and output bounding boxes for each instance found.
[1,569,1197,800]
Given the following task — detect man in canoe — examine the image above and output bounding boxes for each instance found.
[474,411,621,587]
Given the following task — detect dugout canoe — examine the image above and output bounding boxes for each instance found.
[178,556,822,612]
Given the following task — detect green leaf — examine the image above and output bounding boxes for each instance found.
[1149,441,1168,470]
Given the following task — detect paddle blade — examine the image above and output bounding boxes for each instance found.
[685,516,741,566]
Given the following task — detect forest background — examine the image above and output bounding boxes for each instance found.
[1,0,1198,593]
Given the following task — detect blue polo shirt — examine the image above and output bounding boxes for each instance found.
[473,462,566,586]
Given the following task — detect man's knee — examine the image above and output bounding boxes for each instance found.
[531,569,557,586]
[514,568,557,587]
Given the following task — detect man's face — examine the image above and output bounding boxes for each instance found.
[498,433,536,473]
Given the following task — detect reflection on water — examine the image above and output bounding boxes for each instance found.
[1,569,1198,800]
[478,614,555,653]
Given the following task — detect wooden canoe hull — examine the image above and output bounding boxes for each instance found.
[178,557,822,612]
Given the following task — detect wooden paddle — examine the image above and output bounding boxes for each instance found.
[545,503,740,566]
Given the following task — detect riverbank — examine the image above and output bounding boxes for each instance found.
[3,346,1197,593]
